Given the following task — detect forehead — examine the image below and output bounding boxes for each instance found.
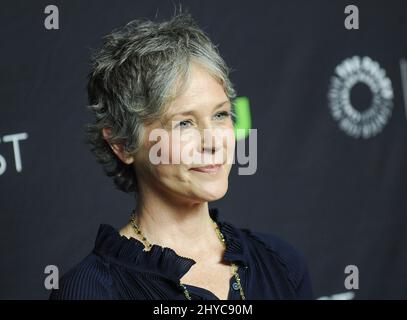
[165,62,229,116]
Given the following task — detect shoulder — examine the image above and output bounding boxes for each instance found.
[49,252,115,300]
[240,228,314,299]
[244,230,308,280]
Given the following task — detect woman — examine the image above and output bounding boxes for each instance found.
[50,12,313,300]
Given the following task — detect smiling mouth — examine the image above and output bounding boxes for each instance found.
[189,164,222,174]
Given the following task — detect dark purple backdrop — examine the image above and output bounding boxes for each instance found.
[1,0,406,299]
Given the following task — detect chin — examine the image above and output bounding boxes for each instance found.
[194,184,229,202]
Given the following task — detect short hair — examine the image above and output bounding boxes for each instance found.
[85,12,236,195]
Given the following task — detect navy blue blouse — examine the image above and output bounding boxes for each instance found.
[49,208,313,300]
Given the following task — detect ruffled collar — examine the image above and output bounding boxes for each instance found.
[93,207,247,283]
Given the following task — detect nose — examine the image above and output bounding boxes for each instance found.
[201,126,222,155]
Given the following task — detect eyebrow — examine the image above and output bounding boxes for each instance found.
[167,100,231,118]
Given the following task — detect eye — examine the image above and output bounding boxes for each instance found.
[213,111,231,120]
[175,119,193,129]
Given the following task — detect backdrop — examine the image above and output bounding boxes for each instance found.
[1,0,406,299]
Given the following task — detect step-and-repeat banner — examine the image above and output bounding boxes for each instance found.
[1,0,406,299]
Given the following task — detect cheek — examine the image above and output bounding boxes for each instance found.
[166,132,182,165]
[224,127,236,150]
[172,130,202,165]
[153,135,193,179]
[220,127,236,165]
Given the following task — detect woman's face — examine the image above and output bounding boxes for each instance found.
[133,62,235,204]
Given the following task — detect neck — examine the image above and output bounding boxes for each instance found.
[131,186,219,256]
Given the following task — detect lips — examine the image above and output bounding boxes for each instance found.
[189,164,222,174]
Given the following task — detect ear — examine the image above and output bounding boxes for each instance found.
[102,127,134,165]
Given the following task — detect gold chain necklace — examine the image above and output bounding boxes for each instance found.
[129,210,246,300]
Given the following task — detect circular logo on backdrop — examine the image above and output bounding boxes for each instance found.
[328,56,393,139]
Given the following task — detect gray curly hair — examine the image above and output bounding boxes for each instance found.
[84,12,236,195]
